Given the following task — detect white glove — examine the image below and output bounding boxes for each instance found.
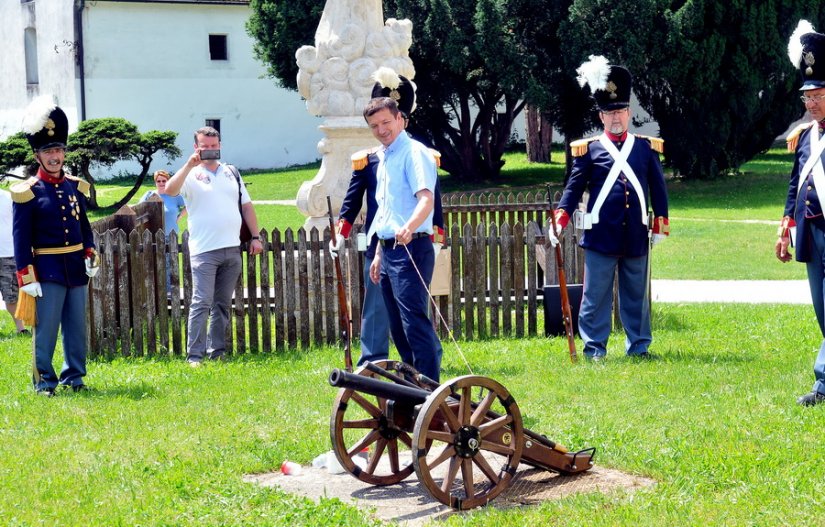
[328,235,345,259]
[85,257,100,277]
[433,242,442,258]
[21,282,43,297]
[651,234,667,247]
[548,231,559,248]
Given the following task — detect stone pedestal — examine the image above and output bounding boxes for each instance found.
[296,117,378,231]
[295,0,414,227]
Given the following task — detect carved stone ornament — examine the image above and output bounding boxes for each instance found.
[295,0,416,229]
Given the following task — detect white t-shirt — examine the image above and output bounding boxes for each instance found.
[0,189,13,258]
[180,163,252,256]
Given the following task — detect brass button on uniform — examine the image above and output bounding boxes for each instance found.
[806,200,811,205]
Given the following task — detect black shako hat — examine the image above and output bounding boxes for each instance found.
[22,95,69,151]
[371,67,417,118]
[576,55,632,111]
[789,20,825,91]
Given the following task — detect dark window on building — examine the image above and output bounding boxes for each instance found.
[209,34,228,61]
[205,119,221,136]
[24,28,39,85]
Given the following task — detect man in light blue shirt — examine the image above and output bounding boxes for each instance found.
[365,97,443,381]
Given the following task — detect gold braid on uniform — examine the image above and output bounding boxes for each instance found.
[635,135,664,154]
[786,121,814,152]
[570,137,599,157]
[65,175,91,196]
[9,177,38,203]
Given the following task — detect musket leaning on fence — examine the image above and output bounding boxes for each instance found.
[546,185,578,364]
[327,197,353,372]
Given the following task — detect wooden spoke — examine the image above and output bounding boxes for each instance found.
[387,439,401,473]
[426,444,457,470]
[366,437,388,474]
[478,439,516,456]
[457,385,472,425]
[478,414,513,437]
[438,400,460,432]
[349,391,382,418]
[348,430,379,456]
[423,430,454,444]
[342,418,379,429]
[397,431,413,448]
[440,456,462,493]
[470,390,497,427]
[472,454,500,484]
[461,459,474,498]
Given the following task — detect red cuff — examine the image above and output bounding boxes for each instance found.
[652,217,670,236]
[431,225,445,246]
[16,265,37,287]
[85,247,99,266]
[554,209,570,230]
[336,218,352,239]
[777,216,796,238]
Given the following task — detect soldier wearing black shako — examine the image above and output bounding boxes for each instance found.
[777,21,825,407]
[553,56,669,361]
[12,95,99,397]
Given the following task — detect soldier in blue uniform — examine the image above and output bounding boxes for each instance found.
[777,21,825,406]
[554,56,669,361]
[11,96,99,396]
[331,68,445,368]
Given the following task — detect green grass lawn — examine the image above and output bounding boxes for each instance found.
[1,303,822,526]
[2,149,823,525]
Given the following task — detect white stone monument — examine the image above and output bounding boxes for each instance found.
[295,0,415,229]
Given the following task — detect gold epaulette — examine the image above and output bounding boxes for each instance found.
[570,136,598,157]
[428,148,441,168]
[786,121,814,152]
[65,175,90,196]
[636,135,664,154]
[9,177,38,204]
[351,147,379,171]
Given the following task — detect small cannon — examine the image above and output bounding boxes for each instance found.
[329,360,596,510]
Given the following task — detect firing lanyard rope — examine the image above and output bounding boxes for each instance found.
[396,240,474,375]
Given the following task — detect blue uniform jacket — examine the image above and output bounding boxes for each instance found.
[558,136,668,258]
[12,172,95,287]
[341,150,444,259]
[784,125,824,263]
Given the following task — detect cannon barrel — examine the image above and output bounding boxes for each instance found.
[329,368,430,405]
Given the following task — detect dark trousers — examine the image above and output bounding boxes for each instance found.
[379,236,443,381]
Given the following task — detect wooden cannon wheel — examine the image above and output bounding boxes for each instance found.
[330,360,429,486]
[412,375,524,510]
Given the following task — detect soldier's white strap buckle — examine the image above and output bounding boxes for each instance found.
[589,134,648,227]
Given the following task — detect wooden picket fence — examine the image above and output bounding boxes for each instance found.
[86,190,584,359]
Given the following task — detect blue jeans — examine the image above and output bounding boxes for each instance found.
[357,253,391,366]
[579,249,651,357]
[805,223,825,395]
[379,236,443,381]
[32,282,88,391]
[187,247,242,362]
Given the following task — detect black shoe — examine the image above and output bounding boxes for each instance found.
[37,388,55,397]
[797,391,825,406]
[585,355,605,363]
[16,329,31,336]
[71,384,89,393]
[632,351,656,360]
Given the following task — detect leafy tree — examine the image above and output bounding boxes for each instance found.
[563,0,825,178]
[109,130,181,210]
[246,0,324,90]
[66,118,140,209]
[0,133,36,180]
[248,0,574,182]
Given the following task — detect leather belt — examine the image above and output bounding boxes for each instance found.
[378,232,429,247]
[34,243,83,255]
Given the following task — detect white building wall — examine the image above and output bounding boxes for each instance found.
[80,1,322,172]
[0,1,322,174]
[0,0,79,138]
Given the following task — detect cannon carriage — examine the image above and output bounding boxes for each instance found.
[329,360,596,510]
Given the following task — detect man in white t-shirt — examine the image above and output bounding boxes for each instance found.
[165,127,262,365]
[0,188,27,335]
